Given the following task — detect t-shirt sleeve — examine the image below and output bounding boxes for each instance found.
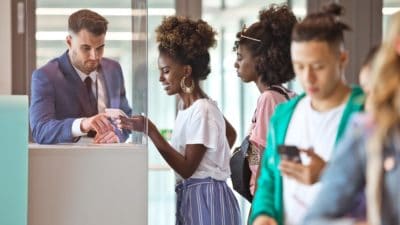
[249,92,283,149]
[185,103,221,151]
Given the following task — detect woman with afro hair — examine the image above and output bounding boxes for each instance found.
[117,16,241,225]
[233,4,297,200]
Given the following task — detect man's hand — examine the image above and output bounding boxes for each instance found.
[252,215,278,225]
[80,113,113,134]
[94,130,120,144]
[279,148,326,185]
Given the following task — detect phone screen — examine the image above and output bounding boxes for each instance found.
[278,145,302,164]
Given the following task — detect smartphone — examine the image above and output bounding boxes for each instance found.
[278,145,302,164]
[105,108,128,118]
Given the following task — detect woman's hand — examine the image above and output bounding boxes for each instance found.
[116,115,148,132]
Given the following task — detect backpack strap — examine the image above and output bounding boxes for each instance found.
[268,85,290,100]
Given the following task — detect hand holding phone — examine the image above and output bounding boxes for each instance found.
[279,146,326,185]
[278,145,302,164]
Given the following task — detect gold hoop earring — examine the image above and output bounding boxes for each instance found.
[180,76,194,94]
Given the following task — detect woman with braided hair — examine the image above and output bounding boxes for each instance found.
[118,16,241,225]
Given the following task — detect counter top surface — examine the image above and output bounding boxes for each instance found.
[29,142,146,151]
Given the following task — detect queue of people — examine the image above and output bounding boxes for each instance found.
[29,3,400,225]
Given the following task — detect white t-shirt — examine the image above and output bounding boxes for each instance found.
[171,98,231,182]
[283,96,345,225]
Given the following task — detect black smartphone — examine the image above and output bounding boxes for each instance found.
[278,145,302,164]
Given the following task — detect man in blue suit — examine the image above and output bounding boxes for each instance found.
[30,9,132,144]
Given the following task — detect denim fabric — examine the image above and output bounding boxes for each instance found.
[304,114,400,225]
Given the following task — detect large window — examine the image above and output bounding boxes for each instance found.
[287,0,307,94]
[383,0,400,35]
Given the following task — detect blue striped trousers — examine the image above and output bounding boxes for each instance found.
[175,177,241,225]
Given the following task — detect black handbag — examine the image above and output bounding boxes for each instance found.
[229,86,291,203]
[230,136,253,202]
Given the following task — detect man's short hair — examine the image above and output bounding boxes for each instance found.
[68,9,108,36]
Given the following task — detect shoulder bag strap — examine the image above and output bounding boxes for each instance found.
[268,85,290,100]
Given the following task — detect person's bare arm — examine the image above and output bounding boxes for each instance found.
[224,117,237,148]
[118,116,206,178]
[253,143,265,193]
[147,121,206,178]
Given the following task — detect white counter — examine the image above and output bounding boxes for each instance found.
[28,143,147,225]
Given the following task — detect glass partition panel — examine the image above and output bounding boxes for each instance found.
[147,0,176,224]
[36,0,148,144]
[35,1,178,224]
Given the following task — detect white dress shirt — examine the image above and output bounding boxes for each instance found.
[71,67,108,137]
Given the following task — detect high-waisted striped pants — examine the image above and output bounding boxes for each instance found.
[175,177,241,225]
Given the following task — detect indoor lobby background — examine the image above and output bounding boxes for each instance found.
[0,0,399,224]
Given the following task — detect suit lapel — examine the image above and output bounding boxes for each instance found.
[57,51,97,116]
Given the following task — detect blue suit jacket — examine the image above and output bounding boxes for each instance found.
[30,51,132,144]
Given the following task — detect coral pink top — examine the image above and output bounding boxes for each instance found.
[249,87,295,195]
